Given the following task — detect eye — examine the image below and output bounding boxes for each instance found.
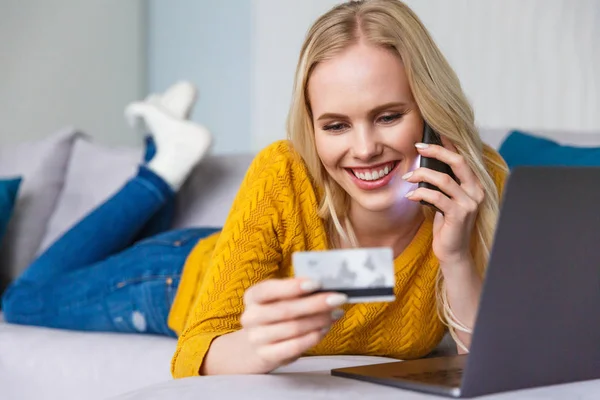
[378,113,403,124]
[323,122,349,132]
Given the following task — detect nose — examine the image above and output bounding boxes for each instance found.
[351,125,382,161]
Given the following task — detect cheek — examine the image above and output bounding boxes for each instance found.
[314,131,339,170]
[313,131,327,163]
[388,116,423,154]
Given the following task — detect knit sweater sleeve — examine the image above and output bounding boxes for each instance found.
[171,141,295,378]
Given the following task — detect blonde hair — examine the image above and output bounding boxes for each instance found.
[286,0,506,351]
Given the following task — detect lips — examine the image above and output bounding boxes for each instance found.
[349,161,397,181]
[345,161,400,191]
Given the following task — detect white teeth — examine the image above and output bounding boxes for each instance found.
[352,163,395,181]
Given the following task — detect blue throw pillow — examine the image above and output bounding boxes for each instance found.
[0,177,22,244]
[498,130,600,169]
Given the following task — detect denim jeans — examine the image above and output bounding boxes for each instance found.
[1,137,220,337]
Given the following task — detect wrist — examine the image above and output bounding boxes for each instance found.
[439,256,477,278]
[439,257,482,305]
[202,329,274,375]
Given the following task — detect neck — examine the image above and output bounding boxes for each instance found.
[346,199,424,257]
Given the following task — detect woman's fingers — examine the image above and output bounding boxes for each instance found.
[243,277,320,305]
[240,277,349,372]
[403,167,459,198]
[241,291,348,327]
[415,143,471,185]
[255,329,326,367]
[406,187,453,215]
[415,143,485,204]
[404,168,479,213]
[246,309,344,346]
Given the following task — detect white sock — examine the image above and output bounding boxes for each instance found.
[158,81,197,120]
[124,102,212,190]
[126,81,197,130]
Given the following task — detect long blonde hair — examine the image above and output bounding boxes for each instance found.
[287,0,506,350]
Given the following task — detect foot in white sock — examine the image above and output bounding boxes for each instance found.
[125,102,212,190]
[159,81,197,119]
[126,81,197,129]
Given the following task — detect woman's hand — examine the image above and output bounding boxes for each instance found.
[403,140,485,266]
[240,278,347,373]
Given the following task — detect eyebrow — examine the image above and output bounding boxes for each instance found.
[316,101,408,122]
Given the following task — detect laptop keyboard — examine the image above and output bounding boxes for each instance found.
[393,368,464,386]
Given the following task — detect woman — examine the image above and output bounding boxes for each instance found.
[3,0,507,378]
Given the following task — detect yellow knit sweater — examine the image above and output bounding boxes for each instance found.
[169,140,507,378]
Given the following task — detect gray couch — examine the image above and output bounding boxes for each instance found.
[1,127,599,399]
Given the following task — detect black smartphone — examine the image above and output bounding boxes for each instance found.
[418,123,457,211]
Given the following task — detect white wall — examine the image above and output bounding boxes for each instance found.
[252,0,334,151]
[0,0,146,146]
[147,0,252,155]
[402,0,600,132]
[252,0,600,150]
[4,1,598,152]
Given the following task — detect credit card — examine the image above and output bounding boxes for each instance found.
[293,247,395,303]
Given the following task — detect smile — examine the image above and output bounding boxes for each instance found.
[344,161,401,191]
[348,161,398,181]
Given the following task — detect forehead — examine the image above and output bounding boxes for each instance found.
[307,42,413,114]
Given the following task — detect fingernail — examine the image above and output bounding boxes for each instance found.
[402,171,413,180]
[405,191,414,198]
[300,280,321,292]
[326,294,348,307]
[331,309,345,321]
[320,325,331,335]
[415,142,429,149]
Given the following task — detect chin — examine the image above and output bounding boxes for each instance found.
[341,175,418,214]
[349,190,403,213]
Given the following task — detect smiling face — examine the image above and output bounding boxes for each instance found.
[308,42,424,215]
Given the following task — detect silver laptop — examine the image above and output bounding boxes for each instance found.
[332,166,600,398]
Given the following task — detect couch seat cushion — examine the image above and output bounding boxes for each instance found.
[0,315,176,400]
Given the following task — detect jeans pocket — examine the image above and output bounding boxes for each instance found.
[108,274,181,336]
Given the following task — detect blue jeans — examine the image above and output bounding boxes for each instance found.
[1,137,220,337]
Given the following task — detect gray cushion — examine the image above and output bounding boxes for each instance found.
[172,152,255,228]
[0,127,81,286]
[39,138,143,251]
[39,137,256,251]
